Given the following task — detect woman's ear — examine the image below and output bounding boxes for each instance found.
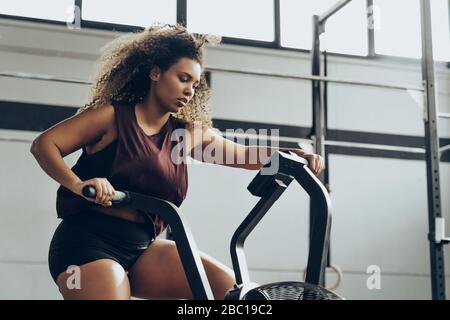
[150,66,161,81]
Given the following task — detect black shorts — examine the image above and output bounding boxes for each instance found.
[48,210,155,283]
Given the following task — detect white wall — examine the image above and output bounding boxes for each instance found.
[0,18,449,300]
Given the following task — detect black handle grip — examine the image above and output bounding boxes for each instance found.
[81,185,130,204]
[81,185,97,198]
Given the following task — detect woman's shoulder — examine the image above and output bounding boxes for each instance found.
[69,104,117,140]
[82,104,117,154]
[93,104,117,133]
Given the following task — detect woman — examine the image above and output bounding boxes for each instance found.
[30,23,324,300]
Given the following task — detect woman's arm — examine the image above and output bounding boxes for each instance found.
[187,127,324,175]
[30,105,117,205]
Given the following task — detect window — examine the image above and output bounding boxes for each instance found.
[430,0,450,61]
[374,0,450,61]
[187,0,274,41]
[0,0,74,21]
[82,0,176,27]
[280,0,368,56]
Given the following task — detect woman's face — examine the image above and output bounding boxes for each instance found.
[151,57,202,113]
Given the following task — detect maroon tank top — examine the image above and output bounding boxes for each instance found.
[56,101,188,236]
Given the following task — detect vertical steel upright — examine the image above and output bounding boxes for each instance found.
[420,0,448,300]
[310,0,352,287]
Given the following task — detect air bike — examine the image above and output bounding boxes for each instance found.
[83,151,343,300]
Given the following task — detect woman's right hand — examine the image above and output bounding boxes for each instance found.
[71,178,116,207]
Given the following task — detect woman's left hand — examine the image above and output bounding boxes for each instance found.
[289,149,325,176]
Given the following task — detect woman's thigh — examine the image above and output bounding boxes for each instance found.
[56,258,131,300]
[128,239,235,300]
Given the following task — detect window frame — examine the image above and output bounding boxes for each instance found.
[0,0,448,65]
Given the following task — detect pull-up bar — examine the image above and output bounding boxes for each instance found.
[318,0,352,24]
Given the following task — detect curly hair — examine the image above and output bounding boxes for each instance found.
[76,23,221,129]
